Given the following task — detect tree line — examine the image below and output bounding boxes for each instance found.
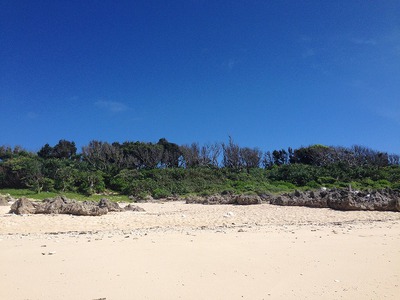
[0,138,399,197]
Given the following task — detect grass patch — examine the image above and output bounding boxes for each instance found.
[0,189,130,202]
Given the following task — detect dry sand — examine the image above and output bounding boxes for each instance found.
[0,201,399,300]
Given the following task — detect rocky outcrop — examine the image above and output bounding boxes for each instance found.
[234,194,262,205]
[186,194,232,205]
[186,188,400,211]
[204,195,237,205]
[269,188,400,212]
[34,197,108,216]
[270,189,329,208]
[9,197,38,214]
[326,189,400,211]
[186,194,260,205]
[9,196,145,216]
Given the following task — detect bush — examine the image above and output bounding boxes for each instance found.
[152,188,172,199]
[305,180,321,189]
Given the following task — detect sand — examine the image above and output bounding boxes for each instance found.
[0,201,399,299]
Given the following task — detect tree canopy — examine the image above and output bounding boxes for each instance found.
[1,138,399,197]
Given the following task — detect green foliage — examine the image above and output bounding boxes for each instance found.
[268,164,318,186]
[1,139,399,199]
[153,188,172,199]
[0,188,130,202]
[76,170,106,196]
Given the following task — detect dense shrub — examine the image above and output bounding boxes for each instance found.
[1,141,399,196]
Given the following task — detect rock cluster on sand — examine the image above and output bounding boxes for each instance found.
[270,190,329,208]
[270,188,400,212]
[9,196,144,216]
[186,194,261,205]
[186,188,400,212]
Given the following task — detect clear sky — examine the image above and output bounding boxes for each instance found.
[1,0,399,153]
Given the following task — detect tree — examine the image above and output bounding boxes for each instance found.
[158,138,182,168]
[222,137,242,170]
[290,145,334,166]
[38,140,77,159]
[351,145,388,167]
[119,141,162,169]
[240,147,262,171]
[180,143,200,168]
[0,145,13,161]
[388,154,400,165]
[4,156,50,193]
[200,143,221,167]
[77,170,105,195]
[272,149,289,166]
[82,140,124,173]
[262,151,274,168]
[52,140,77,159]
[37,143,53,159]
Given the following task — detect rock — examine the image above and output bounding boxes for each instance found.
[258,193,274,202]
[270,190,328,208]
[205,195,236,205]
[327,189,399,212]
[186,194,235,205]
[13,196,108,216]
[294,190,301,197]
[135,194,154,202]
[9,197,37,214]
[124,204,145,212]
[98,198,124,212]
[185,195,206,204]
[186,194,261,205]
[9,196,124,216]
[234,194,262,205]
[269,188,400,212]
[66,201,108,216]
[35,196,71,214]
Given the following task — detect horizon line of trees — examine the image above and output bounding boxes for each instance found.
[0,137,399,196]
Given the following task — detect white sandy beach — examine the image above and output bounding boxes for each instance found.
[1,201,399,300]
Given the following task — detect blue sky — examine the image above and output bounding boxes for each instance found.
[1,0,399,153]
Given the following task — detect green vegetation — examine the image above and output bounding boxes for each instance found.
[1,139,399,200]
[0,188,130,202]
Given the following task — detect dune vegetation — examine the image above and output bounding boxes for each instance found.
[1,138,399,200]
